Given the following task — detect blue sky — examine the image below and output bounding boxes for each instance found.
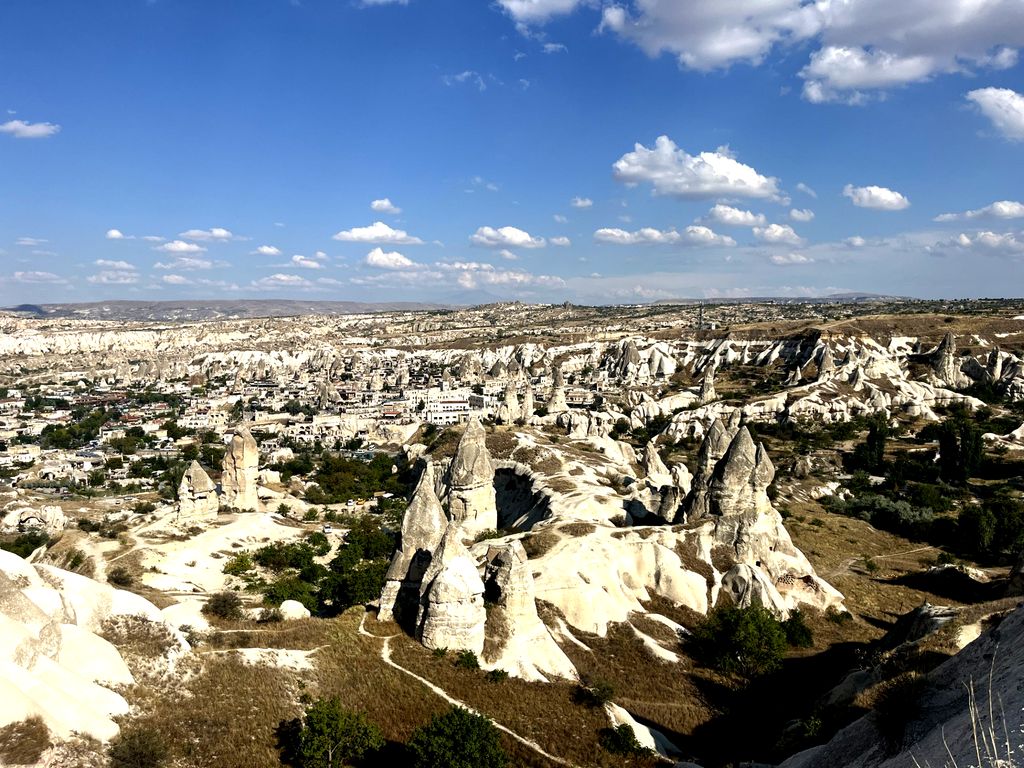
[1,0,1023,304]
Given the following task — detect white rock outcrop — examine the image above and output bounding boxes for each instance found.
[221,427,260,511]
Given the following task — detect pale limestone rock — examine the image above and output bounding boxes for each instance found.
[2,505,66,536]
[278,599,311,620]
[481,541,577,681]
[447,419,497,540]
[177,460,219,521]
[221,427,260,511]
[698,364,717,404]
[418,527,486,654]
[379,462,448,624]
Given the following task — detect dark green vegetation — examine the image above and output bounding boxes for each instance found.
[689,604,812,678]
[277,698,384,768]
[109,727,170,768]
[407,707,509,768]
[0,531,50,558]
[304,453,413,505]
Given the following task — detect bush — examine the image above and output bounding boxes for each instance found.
[277,697,383,768]
[262,576,318,613]
[454,650,479,670]
[689,604,787,678]
[223,552,254,576]
[0,531,50,558]
[202,591,244,621]
[109,727,169,768]
[485,668,508,683]
[108,566,134,587]
[0,716,50,765]
[407,706,509,768]
[781,609,814,648]
[598,724,653,757]
[572,679,615,708]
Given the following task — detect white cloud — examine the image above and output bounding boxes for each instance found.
[553,214,568,223]
[543,42,567,54]
[11,271,65,284]
[497,249,519,260]
[332,221,424,245]
[770,252,814,265]
[845,235,867,247]
[935,200,1024,222]
[843,184,910,211]
[801,46,936,104]
[754,223,805,245]
[0,119,60,139]
[966,87,1024,141]
[594,226,734,247]
[162,274,191,285]
[252,245,282,256]
[443,70,487,91]
[504,0,1024,102]
[470,226,546,249]
[365,247,416,270]
[932,230,1024,256]
[105,229,128,240]
[178,227,236,241]
[790,208,815,222]
[95,259,135,270]
[550,236,572,247]
[16,237,46,247]
[87,270,139,285]
[796,182,818,199]
[155,240,207,254]
[705,204,766,227]
[571,196,593,209]
[252,273,315,290]
[290,254,322,269]
[613,136,783,201]
[370,198,402,215]
[154,256,214,270]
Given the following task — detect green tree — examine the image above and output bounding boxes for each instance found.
[938,417,983,484]
[407,707,509,768]
[689,604,788,678]
[281,698,383,768]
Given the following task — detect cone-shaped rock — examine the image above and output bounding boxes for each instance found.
[417,525,486,654]
[177,460,219,521]
[448,418,497,539]
[221,427,259,511]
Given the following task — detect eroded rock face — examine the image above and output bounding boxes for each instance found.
[417,527,486,654]
[708,427,775,519]
[221,427,259,511]
[447,418,497,540]
[1,505,67,536]
[379,462,448,625]
[482,541,577,681]
[932,332,972,389]
[677,417,737,523]
[698,364,717,405]
[177,460,219,521]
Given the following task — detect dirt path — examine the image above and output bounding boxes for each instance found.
[356,613,582,768]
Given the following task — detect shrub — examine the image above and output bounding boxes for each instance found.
[109,726,169,768]
[407,706,509,768]
[223,552,254,576]
[262,575,318,613]
[485,668,509,683]
[454,650,479,670]
[781,609,814,648]
[108,566,135,587]
[572,679,615,708]
[0,716,50,765]
[258,606,284,623]
[0,531,50,558]
[689,604,787,678]
[277,697,383,768]
[598,724,653,757]
[202,591,244,621]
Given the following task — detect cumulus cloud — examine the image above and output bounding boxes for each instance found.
[502,0,1024,102]
[790,208,815,222]
[0,119,61,139]
[365,247,416,270]
[16,237,47,247]
[162,274,191,285]
[571,196,593,208]
[769,252,814,265]
[754,223,805,245]
[252,245,282,256]
[550,236,571,247]
[289,255,323,269]
[553,214,568,223]
[87,270,139,285]
[155,240,207,254]
[796,182,818,198]
[252,273,315,290]
[370,198,402,215]
[594,225,735,246]
[333,221,424,245]
[931,230,1024,256]
[705,204,766,227]
[11,271,66,283]
[94,260,135,270]
[613,136,783,202]
[105,229,128,240]
[935,200,1024,222]
[843,184,910,211]
[178,227,236,241]
[845,235,867,247]
[470,226,546,249]
[966,87,1024,141]
[154,256,215,271]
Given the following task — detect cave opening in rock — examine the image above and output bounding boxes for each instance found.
[493,467,551,532]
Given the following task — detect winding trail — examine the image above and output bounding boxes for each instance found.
[356,612,582,768]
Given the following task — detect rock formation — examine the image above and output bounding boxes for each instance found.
[677,417,737,523]
[2,505,66,536]
[481,541,577,681]
[221,427,259,510]
[378,462,448,625]
[416,526,486,654]
[446,418,497,539]
[177,460,219,520]
[698,364,717,404]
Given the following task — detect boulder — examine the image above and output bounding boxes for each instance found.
[278,600,311,620]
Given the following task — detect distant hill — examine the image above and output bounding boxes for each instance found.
[2,299,456,322]
[651,292,911,306]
